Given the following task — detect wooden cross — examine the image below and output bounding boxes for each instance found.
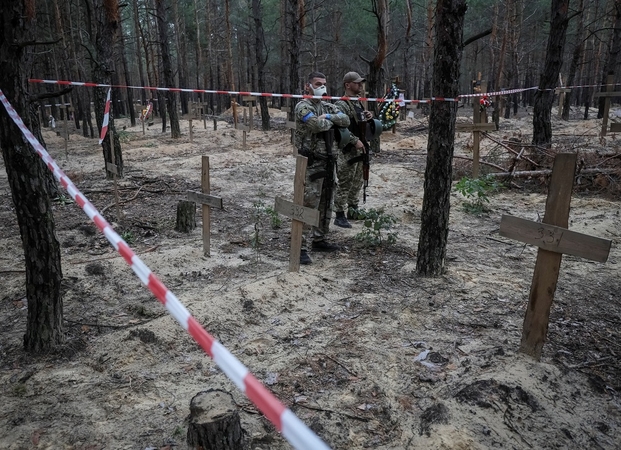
[274,155,320,272]
[282,104,297,147]
[456,82,495,178]
[59,103,72,159]
[499,153,612,360]
[594,74,621,136]
[186,156,223,257]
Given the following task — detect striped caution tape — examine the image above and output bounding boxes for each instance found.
[0,88,330,450]
[30,78,535,104]
[98,87,111,144]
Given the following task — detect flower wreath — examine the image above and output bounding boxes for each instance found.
[479,95,491,110]
[379,84,401,131]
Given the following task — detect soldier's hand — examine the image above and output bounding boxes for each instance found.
[363,111,374,120]
[355,140,365,150]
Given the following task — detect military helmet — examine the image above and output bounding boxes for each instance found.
[365,118,383,141]
[334,127,352,149]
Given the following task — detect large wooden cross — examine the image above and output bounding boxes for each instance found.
[499,153,612,360]
[274,155,319,272]
[594,74,621,136]
[456,83,496,178]
[186,156,223,257]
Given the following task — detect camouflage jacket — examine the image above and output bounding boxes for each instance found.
[335,97,366,146]
[294,99,350,157]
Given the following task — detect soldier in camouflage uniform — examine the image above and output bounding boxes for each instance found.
[334,72,374,228]
[295,72,350,265]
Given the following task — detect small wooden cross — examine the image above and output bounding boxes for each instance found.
[274,155,319,272]
[457,81,495,178]
[594,74,621,135]
[499,153,612,360]
[186,156,223,257]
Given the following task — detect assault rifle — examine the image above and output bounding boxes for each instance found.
[358,118,371,203]
[321,129,336,229]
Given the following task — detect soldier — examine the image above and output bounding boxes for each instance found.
[295,72,350,265]
[334,72,374,228]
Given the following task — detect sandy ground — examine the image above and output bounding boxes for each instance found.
[0,105,620,450]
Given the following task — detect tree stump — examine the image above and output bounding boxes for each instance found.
[176,200,196,232]
[187,389,245,450]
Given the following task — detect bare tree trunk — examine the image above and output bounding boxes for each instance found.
[563,0,586,120]
[172,0,189,115]
[118,17,136,127]
[416,0,467,276]
[532,0,570,147]
[597,0,621,118]
[154,0,181,137]
[133,0,147,105]
[252,0,271,130]
[85,0,124,179]
[0,0,64,352]
[365,0,389,101]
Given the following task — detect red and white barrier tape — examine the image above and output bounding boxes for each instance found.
[98,87,111,144]
[0,89,330,450]
[29,78,621,105]
[28,78,476,104]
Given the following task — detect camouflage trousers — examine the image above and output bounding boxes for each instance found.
[302,158,335,251]
[334,147,364,212]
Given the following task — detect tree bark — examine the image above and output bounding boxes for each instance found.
[252,0,271,130]
[416,0,467,277]
[187,389,245,449]
[0,0,64,352]
[532,0,570,147]
[155,0,181,138]
[597,0,621,118]
[563,0,585,121]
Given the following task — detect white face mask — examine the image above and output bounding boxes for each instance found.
[310,84,327,97]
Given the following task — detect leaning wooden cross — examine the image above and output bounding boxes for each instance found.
[187,156,223,257]
[499,153,612,360]
[594,74,621,136]
[274,155,319,272]
[456,90,496,178]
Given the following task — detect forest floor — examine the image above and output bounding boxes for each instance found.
[0,104,620,450]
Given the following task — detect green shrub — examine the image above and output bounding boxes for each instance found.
[454,175,501,214]
[354,207,398,247]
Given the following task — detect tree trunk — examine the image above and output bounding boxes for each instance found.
[597,0,621,118]
[172,0,189,115]
[86,0,124,179]
[0,0,64,352]
[365,0,389,102]
[155,0,181,138]
[252,0,270,130]
[133,0,147,105]
[416,0,467,276]
[532,0,570,147]
[563,0,585,121]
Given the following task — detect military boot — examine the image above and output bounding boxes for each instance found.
[300,250,312,265]
[334,211,352,228]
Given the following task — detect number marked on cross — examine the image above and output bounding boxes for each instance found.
[499,153,612,360]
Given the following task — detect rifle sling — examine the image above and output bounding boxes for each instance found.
[347,155,365,165]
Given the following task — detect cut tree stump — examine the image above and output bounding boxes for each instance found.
[187,389,245,450]
[176,200,196,232]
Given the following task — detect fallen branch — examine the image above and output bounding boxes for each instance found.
[452,155,507,172]
[484,134,541,167]
[486,168,618,178]
[101,185,145,214]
